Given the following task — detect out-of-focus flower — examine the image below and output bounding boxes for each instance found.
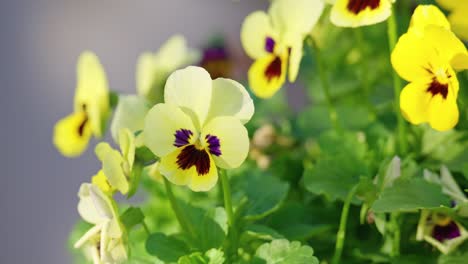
[330,0,395,28]
[241,0,324,98]
[53,51,110,157]
[437,0,468,40]
[95,129,136,195]
[417,210,468,254]
[408,5,450,36]
[74,183,128,264]
[391,8,468,131]
[136,35,200,103]
[144,66,254,191]
[200,36,232,79]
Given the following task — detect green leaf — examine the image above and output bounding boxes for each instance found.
[177,249,225,264]
[254,239,319,264]
[146,233,190,263]
[120,206,145,230]
[231,170,290,220]
[245,224,285,241]
[127,162,143,199]
[372,178,451,213]
[438,251,468,264]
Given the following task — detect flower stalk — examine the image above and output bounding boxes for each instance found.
[163,178,196,238]
[387,8,407,155]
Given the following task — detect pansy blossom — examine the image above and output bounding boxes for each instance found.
[144,66,254,191]
[241,0,324,98]
[330,0,395,28]
[53,51,110,157]
[391,7,468,131]
[74,183,128,264]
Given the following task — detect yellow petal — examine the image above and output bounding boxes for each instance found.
[74,51,109,137]
[269,0,324,35]
[451,53,468,71]
[399,81,432,125]
[118,128,135,171]
[428,87,459,131]
[330,0,393,28]
[423,26,468,66]
[288,37,303,82]
[164,66,212,128]
[201,116,249,169]
[436,0,457,11]
[206,78,254,124]
[95,142,129,195]
[110,95,150,144]
[240,11,277,60]
[187,155,218,192]
[409,5,450,36]
[136,52,161,102]
[53,111,91,157]
[248,52,287,98]
[158,148,194,186]
[448,4,468,41]
[92,170,114,194]
[144,103,196,158]
[391,31,434,82]
[154,35,200,72]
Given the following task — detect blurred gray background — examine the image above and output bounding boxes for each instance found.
[0,0,270,262]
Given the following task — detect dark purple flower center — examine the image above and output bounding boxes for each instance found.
[174,129,193,147]
[265,56,282,82]
[176,145,211,175]
[205,134,221,156]
[77,104,89,137]
[432,221,461,242]
[265,37,275,53]
[347,0,380,14]
[427,79,449,99]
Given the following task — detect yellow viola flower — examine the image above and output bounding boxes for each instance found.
[391,23,468,131]
[241,0,324,98]
[74,183,128,264]
[91,170,113,194]
[53,51,110,157]
[144,66,254,192]
[95,129,136,195]
[437,0,468,40]
[136,35,200,103]
[330,0,395,28]
[417,210,468,254]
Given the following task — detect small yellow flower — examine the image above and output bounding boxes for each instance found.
[241,0,324,98]
[74,183,128,264]
[95,129,136,195]
[136,35,200,103]
[330,0,395,28]
[391,8,468,131]
[437,0,468,40]
[53,51,110,157]
[144,66,254,191]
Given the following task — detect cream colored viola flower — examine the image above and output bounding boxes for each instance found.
[144,66,254,192]
[74,183,128,264]
[392,20,468,131]
[330,0,395,28]
[417,210,468,254]
[95,129,135,195]
[241,0,324,98]
[136,35,200,103]
[53,51,110,157]
[437,0,468,40]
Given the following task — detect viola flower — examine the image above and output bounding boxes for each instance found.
[95,129,135,195]
[391,23,468,131]
[136,35,200,103]
[241,0,324,98]
[74,183,128,264]
[144,66,254,191]
[330,0,395,28]
[416,210,468,254]
[200,37,232,79]
[436,0,468,40]
[53,51,110,157]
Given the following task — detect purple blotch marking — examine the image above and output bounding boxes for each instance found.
[174,129,193,147]
[205,134,221,156]
[265,37,275,53]
[432,221,461,242]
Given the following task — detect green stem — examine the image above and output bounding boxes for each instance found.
[355,28,377,118]
[142,221,150,236]
[220,169,238,260]
[163,178,195,238]
[390,213,401,257]
[332,185,358,264]
[308,37,339,131]
[387,8,407,155]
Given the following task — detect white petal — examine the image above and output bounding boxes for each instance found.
[269,0,324,36]
[202,117,249,169]
[206,78,254,124]
[144,103,197,158]
[164,66,213,128]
